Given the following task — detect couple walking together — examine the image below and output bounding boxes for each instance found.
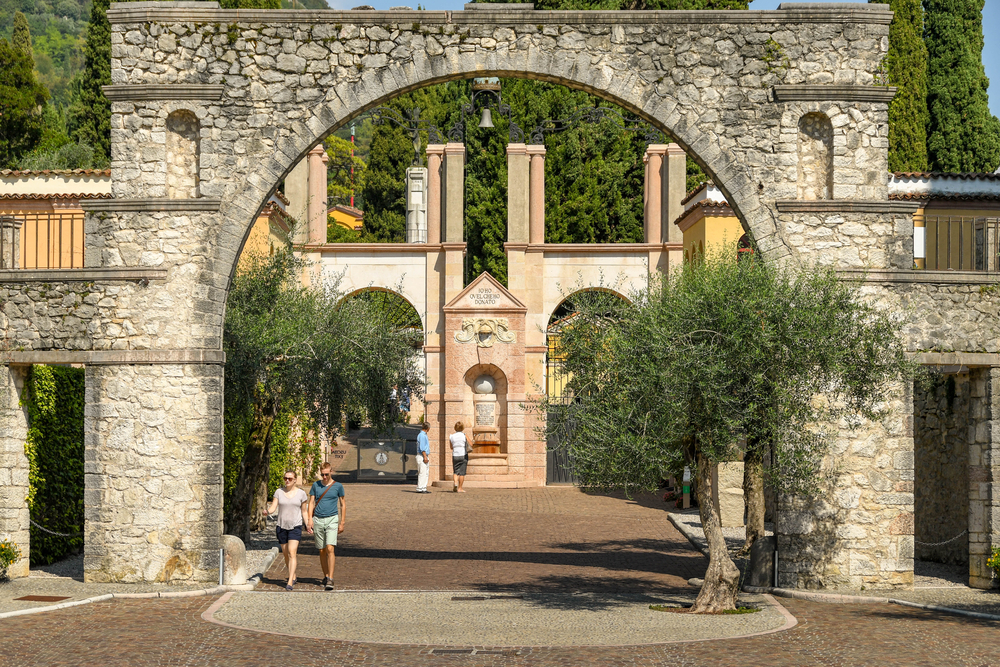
[264,462,345,591]
[415,421,470,494]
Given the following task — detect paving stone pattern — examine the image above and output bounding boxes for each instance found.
[257,485,705,594]
[4,593,1000,666]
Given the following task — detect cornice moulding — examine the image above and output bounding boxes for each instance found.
[107,5,892,25]
[0,268,168,282]
[103,84,226,101]
[775,200,920,214]
[81,198,222,212]
[772,85,898,103]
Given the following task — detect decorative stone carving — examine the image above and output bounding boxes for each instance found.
[454,318,516,347]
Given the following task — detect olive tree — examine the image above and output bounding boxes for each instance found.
[223,249,423,542]
[543,252,915,613]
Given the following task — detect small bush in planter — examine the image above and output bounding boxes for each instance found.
[0,538,22,579]
[988,546,1000,581]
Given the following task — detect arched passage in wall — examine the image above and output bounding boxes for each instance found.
[341,287,424,339]
[546,288,630,401]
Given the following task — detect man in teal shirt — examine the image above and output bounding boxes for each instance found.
[307,462,346,591]
[416,422,431,493]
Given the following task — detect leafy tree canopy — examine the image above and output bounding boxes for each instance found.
[223,247,423,540]
[543,252,915,612]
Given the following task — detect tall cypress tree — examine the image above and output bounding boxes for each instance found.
[12,11,33,69]
[924,0,1000,173]
[68,0,111,163]
[0,38,49,168]
[874,0,928,172]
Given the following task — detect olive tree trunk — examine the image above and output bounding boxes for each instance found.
[224,398,278,543]
[743,438,766,554]
[689,451,740,613]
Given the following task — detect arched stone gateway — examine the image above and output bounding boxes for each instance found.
[1,2,997,591]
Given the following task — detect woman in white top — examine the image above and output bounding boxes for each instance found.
[264,470,310,590]
[449,421,470,493]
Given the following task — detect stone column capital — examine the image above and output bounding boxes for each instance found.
[666,142,686,157]
[426,143,446,156]
[526,144,546,157]
[506,143,528,156]
[645,144,669,157]
[444,142,466,156]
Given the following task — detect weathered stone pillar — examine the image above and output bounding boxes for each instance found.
[84,363,224,583]
[442,143,465,243]
[663,143,686,244]
[424,144,446,483]
[285,159,309,244]
[643,145,665,245]
[426,145,444,245]
[527,145,546,245]
[307,145,329,244]
[0,216,23,269]
[507,144,529,244]
[969,367,1000,589]
[0,365,30,578]
[776,380,914,590]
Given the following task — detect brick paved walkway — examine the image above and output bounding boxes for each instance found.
[5,593,1000,666]
[258,485,706,594]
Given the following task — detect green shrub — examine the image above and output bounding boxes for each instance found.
[23,365,85,565]
[0,537,22,577]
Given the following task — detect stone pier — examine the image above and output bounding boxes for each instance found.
[84,363,224,583]
[0,365,30,579]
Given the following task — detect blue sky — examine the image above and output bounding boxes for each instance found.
[344,0,1000,120]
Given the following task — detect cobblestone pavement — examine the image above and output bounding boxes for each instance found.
[257,485,706,594]
[4,593,1000,666]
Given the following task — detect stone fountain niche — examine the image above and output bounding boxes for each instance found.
[442,272,528,486]
[466,366,508,476]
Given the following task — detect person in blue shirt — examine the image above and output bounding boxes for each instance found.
[307,462,346,591]
[416,422,431,493]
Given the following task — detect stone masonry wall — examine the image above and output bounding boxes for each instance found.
[777,381,913,590]
[0,365,29,579]
[84,363,223,583]
[913,373,970,565]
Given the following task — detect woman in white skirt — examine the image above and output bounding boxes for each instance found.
[449,421,469,493]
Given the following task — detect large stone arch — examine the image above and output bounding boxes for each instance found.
[3,4,931,586]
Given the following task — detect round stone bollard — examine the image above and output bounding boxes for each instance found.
[221,535,248,585]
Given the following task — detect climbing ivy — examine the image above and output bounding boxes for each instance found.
[23,365,85,565]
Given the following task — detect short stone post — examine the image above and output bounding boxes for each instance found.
[0,365,30,578]
[527,145,546,245]
[84,363,224,583]
[0,215,23,269]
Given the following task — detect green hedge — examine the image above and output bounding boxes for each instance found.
[23,365,85,565]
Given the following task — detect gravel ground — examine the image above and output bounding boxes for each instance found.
[212,590,787,646]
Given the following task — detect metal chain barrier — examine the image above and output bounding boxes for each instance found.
[29,518,83,537]
[914,529,967,547]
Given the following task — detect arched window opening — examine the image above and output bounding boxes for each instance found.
[797,112,833,201]
[341,288,423,342]
[166,110,200,198]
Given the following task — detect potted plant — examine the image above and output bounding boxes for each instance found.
[0,536,22,581]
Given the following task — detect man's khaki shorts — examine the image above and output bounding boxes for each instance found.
[313,514,340,549]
